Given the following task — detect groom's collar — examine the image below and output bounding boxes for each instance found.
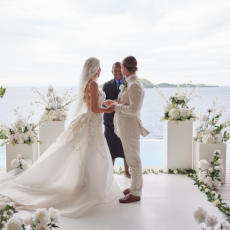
[125,74,137,83]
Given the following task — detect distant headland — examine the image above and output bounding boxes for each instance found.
[139,79,219,88]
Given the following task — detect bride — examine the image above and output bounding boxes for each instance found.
[0,57,122,217]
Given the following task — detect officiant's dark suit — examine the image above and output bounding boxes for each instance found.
[103,77,125,159]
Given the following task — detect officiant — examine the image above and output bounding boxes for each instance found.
[103,62,130,178]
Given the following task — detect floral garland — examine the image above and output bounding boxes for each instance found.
[194,107,230,144]
[114,167,230,222]
[0,203,60,230]
[198,150,223,190]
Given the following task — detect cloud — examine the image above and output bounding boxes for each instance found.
[0,0,230,86]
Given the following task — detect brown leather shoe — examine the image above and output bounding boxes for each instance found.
[123,188,131,196]
[119,194,141,203]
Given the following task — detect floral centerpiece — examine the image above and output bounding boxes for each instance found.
[198,150,223,189]
[33,86,75,123]
[1,112,39,146]
[157,86,197,121]
[194,107,230,144]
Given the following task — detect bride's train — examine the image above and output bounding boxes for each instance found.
[0,93,122,217]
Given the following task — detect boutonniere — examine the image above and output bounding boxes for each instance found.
[119,80,128,92]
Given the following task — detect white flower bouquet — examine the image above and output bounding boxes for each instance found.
[198,150,223,189]
[33,86,75,123]
[11,154,31,171]
[157,86,197,121]
[1,205,60,230]
[1,112,39,146]
[194,108,230,144]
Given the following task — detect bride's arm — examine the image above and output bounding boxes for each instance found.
[90,81,114,114]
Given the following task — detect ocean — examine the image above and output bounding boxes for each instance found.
[0,86,230,167]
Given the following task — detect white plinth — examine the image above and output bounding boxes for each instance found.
[163,121,193,170]
[193,141,226,183]
[39,121,65,155]
[6,143,38,172]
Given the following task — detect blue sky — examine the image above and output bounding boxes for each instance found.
[0,0,230,86]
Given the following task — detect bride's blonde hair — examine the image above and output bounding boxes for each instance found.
[81,57,100,103]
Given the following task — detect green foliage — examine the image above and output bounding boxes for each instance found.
[0,86,6,98]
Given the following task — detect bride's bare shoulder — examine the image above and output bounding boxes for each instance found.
[88,80,98,89]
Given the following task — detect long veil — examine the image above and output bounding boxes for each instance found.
[66,57,101,127]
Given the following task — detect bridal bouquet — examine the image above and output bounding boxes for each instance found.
[11,154,31,171]
[157,86,197,121]
[0,86,6,98]
[198,150,223,189]
[33,86,75,123]
[1,112,39,146]
[194,108,230,144]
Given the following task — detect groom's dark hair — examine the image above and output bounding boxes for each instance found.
[122,56,138,73]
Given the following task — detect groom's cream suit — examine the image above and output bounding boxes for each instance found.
[114,74,149,196]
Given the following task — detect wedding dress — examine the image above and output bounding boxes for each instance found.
[0,87,122,217]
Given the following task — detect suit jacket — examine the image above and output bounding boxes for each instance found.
[114,74,149,138]
[102,79,120,126]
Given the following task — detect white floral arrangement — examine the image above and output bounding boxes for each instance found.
[198,150,223,189]
[33,86,75,123]
[11,154,31,172]
[194,107,230,144]
[194,207,230,229]
[157,86,197,121]
[1,113,39,146]
[0,203,60,230]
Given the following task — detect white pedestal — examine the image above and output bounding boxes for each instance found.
[163,121,193,170]
[39,121,65,155]
[6,143,38,172]
[193,141,226,183]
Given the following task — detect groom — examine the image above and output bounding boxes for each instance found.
[112,56,149,203]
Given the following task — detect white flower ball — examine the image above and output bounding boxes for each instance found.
[205,215,218,228]
[48,207,60,222]
[164,103,173,113]
[34,208,50,225]
[6,216,23,230]
[11,159,19,169]
[193,207,207,224]
[198,160,209,170]
[169,108,180,120]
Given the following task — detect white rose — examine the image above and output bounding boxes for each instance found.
[198,160,209,170]
[213,199,221,206]
[119,85,125,92]
[193,207,207,224]
[205,215,218,228]
[11,159,19,169]
[214,134,222,144]
[48,207,60,222]
[173,169,178,174]
[164,103,173,113]
[6,216,23,230]
[202,134,215,144]
[169,108,180,120]
[34,208,50,225]
[24,216,34,226]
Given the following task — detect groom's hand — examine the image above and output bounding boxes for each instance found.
[103,100,114,107]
